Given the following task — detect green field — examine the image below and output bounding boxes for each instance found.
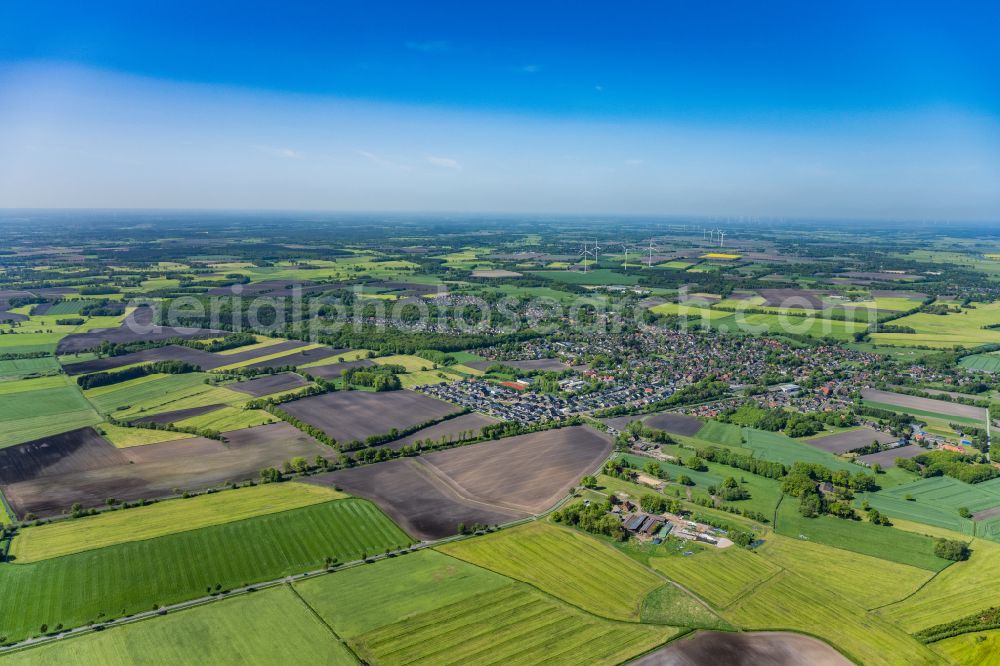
[616,451,784,519]
[172,406,276,431]
[959,352,1000,373]
[0,356,60,379]
[933,629,1000,665]
[0,376,102,448]
[870,302,1000,348]
[650,545,781,609]
[438,522,663,621]
[210,343,325,371]
[10,483,346,562]
[694,420,746,447]
[880,538,1000,633]
[350,584,676,666]
[639,583,732,628]
[733,313,868,340]
[0,332,64,355]
[1,585,357,666]
[97,422,196,447]
[294,549,513,638]
[724,571,944,666]
[373,354,437,372]
[84,373,245,418]
[649,302,734,320]
[296,547,676,666]
[531,268,639,285]
[0,499,411,642]
[862,476,1000,537]
[696,420,859,472]
[43,301,88,315]
[757,534,934,610]
[774,498,951,571]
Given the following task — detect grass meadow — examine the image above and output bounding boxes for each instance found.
[724,571,944,666]
[1,585,356,666]
[10,483,346,563]
[438,522,663,622]
[0,499,410,643]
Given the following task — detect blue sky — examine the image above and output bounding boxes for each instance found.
[1,1,998,218]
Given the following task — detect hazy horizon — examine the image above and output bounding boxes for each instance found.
[2,2,999,219]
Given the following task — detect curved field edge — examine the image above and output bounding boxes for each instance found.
[9,482,347,563]
[0,498,412,643]
[350,583,679,666]
[436,522,663,622]
[721,571,946,666]
[877,538,1000,634]
[294,547,683,666]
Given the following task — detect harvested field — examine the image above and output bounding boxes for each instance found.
[305,358,375,379]
[380,412,500,450]
[857,444,925,468]
[0,427,127,486]
[632,631,851,666]
[0,307,27,322]
[241,345,341,369]
[758,288,829,309]
[202,339,311,367]
[645,412,704,437]
[804,427,897,454]
[367,280,442,295]
[418,425,612,514]
[601,415,644,431]
[62,345,222,375]
[281,389,461,444]
[311,425,611,539]
[861,388,988,420]
[1,422,332,519]
[466,358,569,372]
[307,458,526,540]
[206,279,312,295]
[839,271,919,281]
[471,268,523,278]
[57,305,223,353]
[225,372,309,396]
[131,403,226,424]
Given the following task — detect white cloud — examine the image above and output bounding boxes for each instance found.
[426,155,462,170]
[405,40,450,53]
[357,150,409,170]
[254,145,301,159]
[521,64,541,74]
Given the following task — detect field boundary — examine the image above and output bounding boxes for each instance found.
[285,583,362,664]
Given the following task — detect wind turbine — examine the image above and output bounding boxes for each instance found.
[579,241,594,273]
[646,240,658,268]
[718,230,727,247]
[622,245,633,271]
